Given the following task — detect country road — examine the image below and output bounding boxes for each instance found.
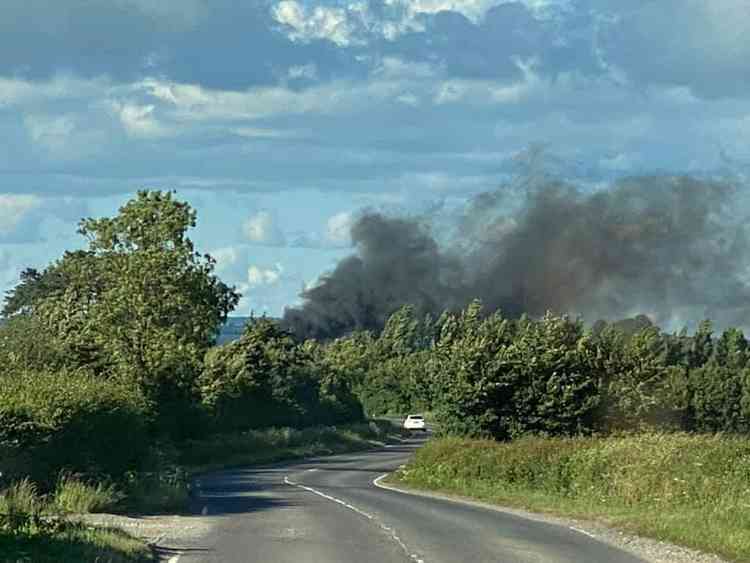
[175,437,645,563]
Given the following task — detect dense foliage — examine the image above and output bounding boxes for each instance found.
[199,318,363,431]
[319,302,750,437]
[0,191,365,490]
[0,371,150,486]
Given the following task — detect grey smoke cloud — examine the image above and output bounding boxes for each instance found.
[283,174,750,338]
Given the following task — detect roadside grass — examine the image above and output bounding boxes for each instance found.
[0,525,154,563]
[52,474,122,514]
[391,432,750,563]
[0,480,153,563]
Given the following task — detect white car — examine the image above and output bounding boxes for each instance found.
[403,414,426,432]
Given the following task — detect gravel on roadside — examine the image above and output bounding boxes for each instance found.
[72,513,215,560]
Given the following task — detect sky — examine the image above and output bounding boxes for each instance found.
[2,0,750,316]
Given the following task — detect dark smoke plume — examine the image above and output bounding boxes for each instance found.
[284,175,750,339]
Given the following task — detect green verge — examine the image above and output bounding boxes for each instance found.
[390,433,750,563]
[0,524,154,563]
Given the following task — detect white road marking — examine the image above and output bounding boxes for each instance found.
[569,526,597,539]
[306,468,319,472]
[284,476,374,520]
[167,556,181,563]
[374,473,603,546]
[284,474,425,563]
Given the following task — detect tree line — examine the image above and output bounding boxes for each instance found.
[1,190,747,491]
[326,301,750,438]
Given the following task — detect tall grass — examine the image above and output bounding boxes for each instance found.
[52,475,121,514]
[396,433,750,562]
[0,479,43,534]
[0,477,151,562]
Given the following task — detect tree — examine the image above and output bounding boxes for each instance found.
[24,191,239,436]
[199,318,362,430]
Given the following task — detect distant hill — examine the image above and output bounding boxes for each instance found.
[216,317,249,345]
[2,315,269,346]
[216,316,282,345]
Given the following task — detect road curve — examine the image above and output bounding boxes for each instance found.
[179,438,645,563]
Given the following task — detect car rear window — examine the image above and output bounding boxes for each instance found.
[409,415,423,420]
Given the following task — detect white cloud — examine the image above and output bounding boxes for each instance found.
[288,63,318,81]
[269,0,568,46]
[272,1,361,46]
[210,246,242,274]
[434,57,540,105]
[111,101,171,138]
[325,211,354,246]
[247,263,284,287]
[392,0,504,23]
[242,211,287,246]
[0,194,40,235]
[134,68,427,122]
[24,114,76,152]
[0,75,110,108]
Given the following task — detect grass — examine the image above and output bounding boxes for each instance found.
[52,474,122,514]
[392,432,750,562]
[0,479,153,563]
[0,524,154,562]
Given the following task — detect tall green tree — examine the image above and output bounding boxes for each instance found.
[14,191,239,435]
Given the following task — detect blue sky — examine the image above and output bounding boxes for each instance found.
[1,0,749,316]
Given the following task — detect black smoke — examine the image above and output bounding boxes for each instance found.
[284,174,750,339]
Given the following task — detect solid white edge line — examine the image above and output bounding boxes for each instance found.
[373,472,604,544]
[569,526,598,539]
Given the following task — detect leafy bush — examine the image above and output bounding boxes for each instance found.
[0,371,151,486]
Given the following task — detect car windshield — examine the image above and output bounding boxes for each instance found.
[409,416,423,420]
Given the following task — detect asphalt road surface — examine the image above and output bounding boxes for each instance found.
[179,437,644,563]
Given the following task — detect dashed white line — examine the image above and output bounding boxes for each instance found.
[283,476,374,520]
[284,474,425,563]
